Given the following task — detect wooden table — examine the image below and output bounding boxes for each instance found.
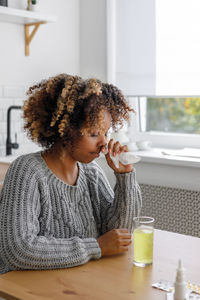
[0,229,200,300]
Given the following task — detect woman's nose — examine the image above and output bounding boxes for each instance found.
[98,135,107,147]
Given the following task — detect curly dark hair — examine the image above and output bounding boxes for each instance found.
[23,73,134,149]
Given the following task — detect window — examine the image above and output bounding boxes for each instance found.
[127,96,200,149]
[139,97,200,134]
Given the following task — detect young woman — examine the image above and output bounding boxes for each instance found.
[0,74,142,274]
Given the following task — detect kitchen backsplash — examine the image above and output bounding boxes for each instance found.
[0,85,41,157]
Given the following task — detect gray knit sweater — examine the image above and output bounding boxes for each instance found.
[0,152,142,274]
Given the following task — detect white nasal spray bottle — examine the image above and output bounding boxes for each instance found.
[174,259,188,300]
[103,145,141,168]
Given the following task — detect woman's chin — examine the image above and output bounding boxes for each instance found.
[79,156,98,164]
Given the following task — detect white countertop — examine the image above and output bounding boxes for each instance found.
[132,148,200,168]
[0,147,42,164]
[0,155,21,164]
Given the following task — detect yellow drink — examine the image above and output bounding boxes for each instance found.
[133,225,154,266]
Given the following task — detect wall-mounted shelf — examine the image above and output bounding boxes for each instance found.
[0,6,57,56]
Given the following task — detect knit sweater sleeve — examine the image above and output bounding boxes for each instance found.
[94,163,142,234]
[0,156,101,272]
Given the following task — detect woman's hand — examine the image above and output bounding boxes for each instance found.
[97,229,132,257]
[103,139,133,173]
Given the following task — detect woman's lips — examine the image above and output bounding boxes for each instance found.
[91,152,100,158]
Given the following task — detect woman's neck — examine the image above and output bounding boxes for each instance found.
[42,145,79,185]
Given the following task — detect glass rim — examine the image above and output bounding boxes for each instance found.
[133,216,154,224]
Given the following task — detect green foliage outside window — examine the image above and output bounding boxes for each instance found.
[146,98,200,134]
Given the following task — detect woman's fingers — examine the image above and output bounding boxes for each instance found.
[119,239,132,246]
[118,228,129,233]
[119,233,132,239]
[119,246,129,252]
[108,139,121,155]
[107,140,124,156]
[108,138,114,154]
[121,145,129,152]
[119,232,132,246]
[107,139,129,156]
[113,141,121,155]
[118,230,132,246]
[97,228,132,256]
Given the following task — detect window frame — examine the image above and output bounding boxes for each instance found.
[127,96,200,149]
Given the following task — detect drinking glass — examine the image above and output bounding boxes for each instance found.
[133,216,154,267]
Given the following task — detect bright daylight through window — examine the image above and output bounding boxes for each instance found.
[139,97,200,135]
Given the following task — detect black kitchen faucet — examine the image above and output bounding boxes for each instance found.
[6,106,22,155]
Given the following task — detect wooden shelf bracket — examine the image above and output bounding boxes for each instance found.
[24,21,46,56]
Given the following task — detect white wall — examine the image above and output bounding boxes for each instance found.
[0,0,80,156]
[0,0,80,86]
[79,0,107,81]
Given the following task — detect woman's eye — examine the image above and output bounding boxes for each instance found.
[90,132,108,138]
